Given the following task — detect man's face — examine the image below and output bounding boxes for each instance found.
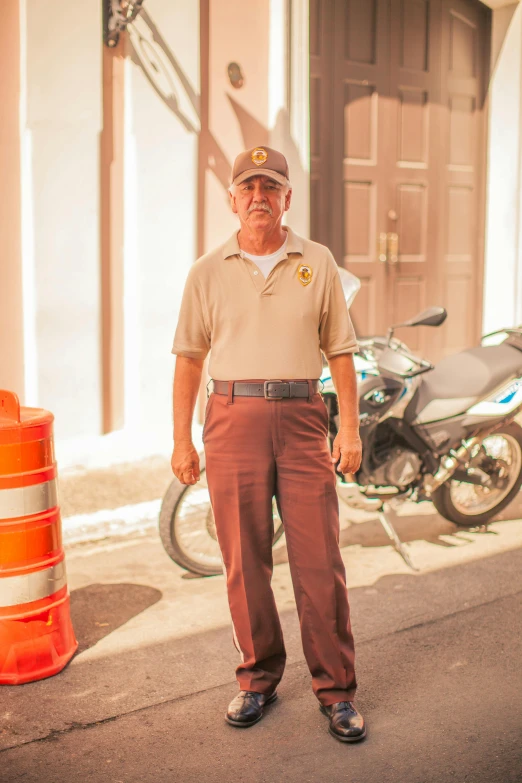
[229,175,292,231]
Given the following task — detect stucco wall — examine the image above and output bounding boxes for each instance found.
[5,0,306,461]
[24,1,102,438]
[205,0,271,252]
[126,2,200,440]
[204,0,309,252]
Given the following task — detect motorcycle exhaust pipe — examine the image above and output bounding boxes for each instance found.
[423,437,481,497]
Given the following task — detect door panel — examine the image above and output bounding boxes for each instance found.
[400,0,430,72]
[344,0,378,64]
[395,184,427,260]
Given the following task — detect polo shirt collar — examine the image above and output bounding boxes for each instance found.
[222,226,304,260]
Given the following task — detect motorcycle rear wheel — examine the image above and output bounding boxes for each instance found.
[159,450,285,577]
[432,422,522,527]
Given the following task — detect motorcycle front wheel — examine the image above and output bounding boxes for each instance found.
[159,451,285,576]
[432,423,522,527]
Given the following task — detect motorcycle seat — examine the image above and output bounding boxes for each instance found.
[405,344,522,425]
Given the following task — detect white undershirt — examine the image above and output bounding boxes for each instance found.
[241,237,288,279]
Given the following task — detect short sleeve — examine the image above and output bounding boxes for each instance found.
[319,267,358,359]
[171,265,211,359]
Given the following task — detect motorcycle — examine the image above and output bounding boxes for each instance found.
[160,273,522,576]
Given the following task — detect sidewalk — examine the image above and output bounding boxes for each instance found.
[58,444,522,555]
[57,421,203,545]
[58,455,172,545]
[57,410,522,547]
[2,511,522,781]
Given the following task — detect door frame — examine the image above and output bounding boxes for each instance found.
[309,0,492,353]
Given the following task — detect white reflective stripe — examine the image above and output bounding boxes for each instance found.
[0,479,57,520]
[0,561,67,608]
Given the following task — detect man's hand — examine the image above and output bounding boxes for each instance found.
[171,440,201,485]
[171,356,204,485]
[327,354,361,474]
[330,426,362,475]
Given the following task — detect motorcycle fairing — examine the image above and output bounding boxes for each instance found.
[358,376,404,422]
[415,404,522,458]
[404,344,522,426]
[466,378,522,417]
[320,352,377,395]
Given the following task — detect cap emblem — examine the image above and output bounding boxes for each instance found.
[251,147,268,166]
[297,264,313,286]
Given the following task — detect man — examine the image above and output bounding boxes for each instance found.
[170,146,365,743]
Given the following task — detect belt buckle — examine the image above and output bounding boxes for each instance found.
[264,379,284,400]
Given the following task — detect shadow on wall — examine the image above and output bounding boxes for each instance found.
[127,9,307,210]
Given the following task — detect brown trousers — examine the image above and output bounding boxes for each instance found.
[203,381,357,707]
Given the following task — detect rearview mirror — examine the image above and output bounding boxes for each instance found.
[398,307,447,328]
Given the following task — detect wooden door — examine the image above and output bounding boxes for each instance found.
[331,0,391,340]
[310,0,490,360]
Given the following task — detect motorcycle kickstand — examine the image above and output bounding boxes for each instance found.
[377,503,419,572]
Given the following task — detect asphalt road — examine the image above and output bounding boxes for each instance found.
[2,517,522,783]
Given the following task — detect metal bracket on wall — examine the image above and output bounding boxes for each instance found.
[103,0,145,48]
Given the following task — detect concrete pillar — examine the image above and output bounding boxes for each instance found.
[483,3,522,332]
[0,1,24,398]
[100,40,126,434]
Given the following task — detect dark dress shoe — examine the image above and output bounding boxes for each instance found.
[320,701,366,743]
[225,690,278,727]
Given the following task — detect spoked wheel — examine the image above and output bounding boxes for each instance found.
[159,451,286,576]
[432,423,522,527]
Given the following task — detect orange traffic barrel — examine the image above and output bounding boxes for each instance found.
[0,390,77,684]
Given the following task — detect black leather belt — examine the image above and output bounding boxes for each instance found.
[212,379,321,400]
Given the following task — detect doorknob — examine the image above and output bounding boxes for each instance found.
[387,232,399,264]
[377,232,387,263]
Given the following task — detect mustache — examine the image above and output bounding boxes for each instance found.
[247,202,273,215]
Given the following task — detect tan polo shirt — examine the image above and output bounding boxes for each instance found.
[171,226,358,380]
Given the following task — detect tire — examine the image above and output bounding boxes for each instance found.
[159,451,285,577]
[432,422,522,527]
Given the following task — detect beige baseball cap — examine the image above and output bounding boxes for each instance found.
[231,146,290,187]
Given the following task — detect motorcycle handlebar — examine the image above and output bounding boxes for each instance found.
[358,338,434,373]
[399,348,433,370]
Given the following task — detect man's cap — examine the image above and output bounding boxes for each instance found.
[231,146,290,187]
